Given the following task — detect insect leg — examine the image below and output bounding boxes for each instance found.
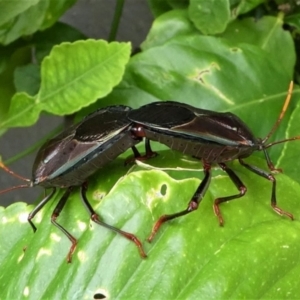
[28,188,56,232]
[148,162,212,242]
[214,163,247,226]
[126,139,157,164]
[239,158,294,220]
[50,187,78,263]
[80,182,147,258]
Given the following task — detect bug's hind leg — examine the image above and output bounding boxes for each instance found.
[50,187,78,263]
[148,162,212,242]
[80,182,147,258]
[239,158,294,220]
[214,163,247,226]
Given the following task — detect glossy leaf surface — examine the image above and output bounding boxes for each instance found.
[0,154,300,299]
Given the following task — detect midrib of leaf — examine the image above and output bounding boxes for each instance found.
[261,15,282,50]
[223,88,300,114]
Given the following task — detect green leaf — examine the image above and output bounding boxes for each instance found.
[277,98,300,183]
[0,0,48,45]
[39,0,78,30]
[1,154,300,298]
[141,9,198,50]
[188,0,231,34]
[33,22,86,63]
[147,0,173,17]
[0,45,32,119]
[232,0,265,15]
[285,9,300,31]
[14,64,41,95]
[0,40,131,129]
[0,0,78,45]
[221,15,295,76]
[0,0,39,27]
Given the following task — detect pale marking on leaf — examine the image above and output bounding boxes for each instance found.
[78,250,87,263]
[93,190,106,201]
[18,252,25,263]
[135,159,204,172]
[37,248,52,260]
[205,82,235,105]
[189,63,220,83]
[77,220,87,231]
[50,233,61,242]
[2,216,8,224]
[281,245,289,248]
[261,17,281,50]
[23,286,30,297]
[19,212,28,223]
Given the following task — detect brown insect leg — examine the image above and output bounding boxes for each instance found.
[239,158,294,220]
[80,182,147,258]
[28,188,56,232]
[126,139,158,165]
[50,187,77,263]
[214,163,247,226]
[147,162,212,243]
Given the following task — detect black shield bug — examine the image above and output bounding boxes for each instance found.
[0,105,147,262]
[129,82,298,241]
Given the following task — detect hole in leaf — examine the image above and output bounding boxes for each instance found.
[160,184,167,196]
[94,293,106,299]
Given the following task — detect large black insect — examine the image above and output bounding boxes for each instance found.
[129,82,297,242]
[0,105,146,262]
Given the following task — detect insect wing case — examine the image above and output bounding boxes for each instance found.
[33,106,139,188]
[129,101,259,162]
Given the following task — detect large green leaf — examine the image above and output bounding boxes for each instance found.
[1,153,300,298]
[221,15,295,76]
[0,40,131,129]
[188,0,231,34]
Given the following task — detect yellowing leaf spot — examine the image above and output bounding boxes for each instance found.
[19,212,29,223]
[78,250,87,263]
[23,286,30,297]
[77,220,87,231]
[37,248,52,260]
[50,233,61,242]
[18,252,25,263]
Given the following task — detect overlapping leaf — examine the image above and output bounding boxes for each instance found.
[0,40,131,129]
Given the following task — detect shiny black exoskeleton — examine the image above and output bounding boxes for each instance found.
[128,92,295,241]
[1,105,146,262]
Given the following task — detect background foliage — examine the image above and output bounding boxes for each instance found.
[1,0,300,299]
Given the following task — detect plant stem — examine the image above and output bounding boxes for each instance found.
[108,0,125,42]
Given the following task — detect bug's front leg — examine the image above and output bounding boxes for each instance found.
[147,162,212,242]
[239,159,294,220]
[27,188,57,232]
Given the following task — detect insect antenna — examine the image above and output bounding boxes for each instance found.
[263,81,300,149]
[0,161,33,195]
[257,81,300,172]
[262,81,294,145]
